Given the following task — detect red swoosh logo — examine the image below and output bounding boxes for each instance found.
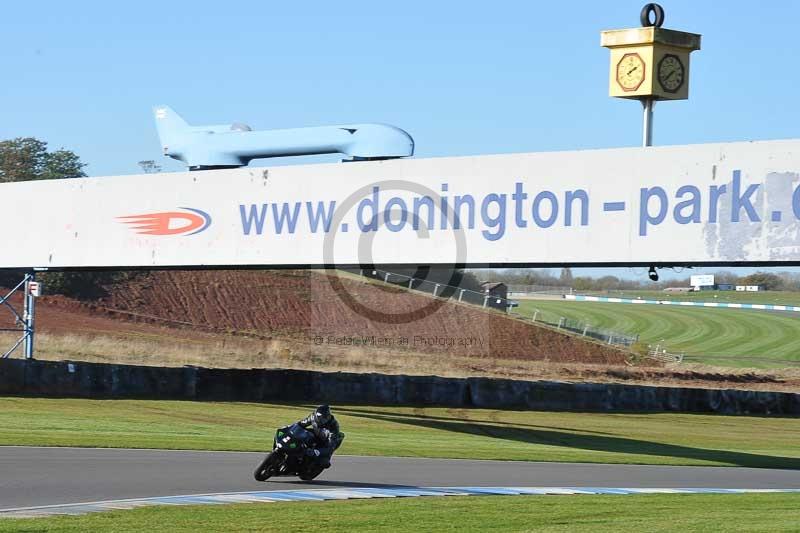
[117,209,210,236]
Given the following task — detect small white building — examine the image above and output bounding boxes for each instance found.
[736,285,763,292]
[690,274,715,291]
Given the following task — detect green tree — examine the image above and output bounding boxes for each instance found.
[0,137,86,182]
[41,271,140,299]
[739,272,784,291]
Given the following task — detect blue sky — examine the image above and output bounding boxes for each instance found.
[2,1,798,280]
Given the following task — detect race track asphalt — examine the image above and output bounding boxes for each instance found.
[2,446,800,510]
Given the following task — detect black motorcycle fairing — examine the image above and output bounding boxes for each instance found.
[254,423,327,482]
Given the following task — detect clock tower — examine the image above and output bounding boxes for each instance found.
[601,4,701,145]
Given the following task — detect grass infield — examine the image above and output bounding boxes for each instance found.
[517,300,800,366]
[1,398,799,468]
[581,290,800,306]
[2,494,800,532]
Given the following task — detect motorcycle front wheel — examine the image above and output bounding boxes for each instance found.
[254,452,278,481]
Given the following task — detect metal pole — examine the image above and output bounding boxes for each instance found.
[23,273,34,360]
[642,98,654,147]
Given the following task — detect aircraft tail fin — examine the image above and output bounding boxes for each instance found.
[153,105,189,150]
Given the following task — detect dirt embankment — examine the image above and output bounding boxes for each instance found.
[75,270,630,365]
[2,270,798,392]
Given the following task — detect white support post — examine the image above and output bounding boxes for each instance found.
[23,273,35,360]
[458,289,464,302]
[642,99,654,147]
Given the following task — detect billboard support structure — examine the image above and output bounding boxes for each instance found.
[24,273,36,359]
[1,272,36,360]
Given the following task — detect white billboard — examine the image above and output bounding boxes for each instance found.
[690,274,715,287]
[2,139,800,269]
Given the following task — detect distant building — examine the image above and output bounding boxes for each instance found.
[480,282,508,311]
[717,284,735,291]
[663,287,692,292]
[736,285,763,292]
[690,274,715,291]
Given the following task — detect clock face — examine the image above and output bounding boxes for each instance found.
[658,54,685,93]
[616,53,645,92]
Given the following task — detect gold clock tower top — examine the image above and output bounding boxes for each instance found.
[601,4,701,101]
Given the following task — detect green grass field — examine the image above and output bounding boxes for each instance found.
[517,300,800,367]
[3,494,799,532]
[2,398,800,468]
[580,289,800,305]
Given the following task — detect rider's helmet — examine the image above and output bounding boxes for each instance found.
[314,405,332,426]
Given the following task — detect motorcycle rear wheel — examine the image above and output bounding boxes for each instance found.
[254,452,277,481]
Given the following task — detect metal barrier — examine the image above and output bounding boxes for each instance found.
[357,268,644,351]
[647,344,684,364]
[361,268,510,309]
[523,312,639,348]
[507,284,574,297]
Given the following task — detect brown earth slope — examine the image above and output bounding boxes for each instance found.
[2,270,799,391]
[87,270,628,365]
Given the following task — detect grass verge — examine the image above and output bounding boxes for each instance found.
[518,300,800,366]
[2,398,800,468]
[581,289,800,306]
[2,494,800,532]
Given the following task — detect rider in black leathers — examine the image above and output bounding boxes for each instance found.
[296,405,343,468]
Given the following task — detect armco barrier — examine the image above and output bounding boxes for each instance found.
[0,358,798,414]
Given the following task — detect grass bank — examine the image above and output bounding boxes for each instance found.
[2,494,800,532]
[582,289,800,305]
[2,398,799,468]
[518,300,800,367]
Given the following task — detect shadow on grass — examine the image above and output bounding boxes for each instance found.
[334,407,800,470]
[294,403,617,436]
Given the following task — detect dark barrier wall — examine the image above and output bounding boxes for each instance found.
[0,359,798,415]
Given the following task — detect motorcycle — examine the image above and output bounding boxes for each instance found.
[253,423,330,482]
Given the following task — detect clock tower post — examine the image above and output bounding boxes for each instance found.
[601,4,701,146]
